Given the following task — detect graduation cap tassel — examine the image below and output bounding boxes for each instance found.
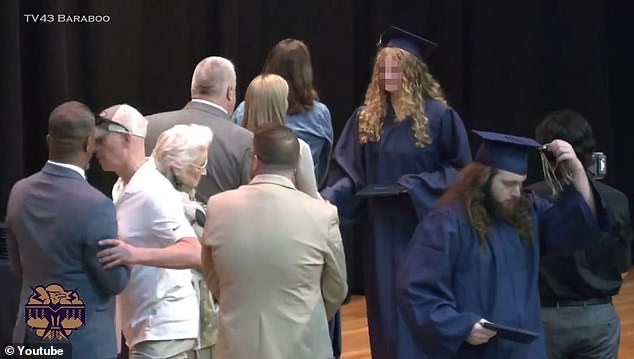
[540,151,573,199]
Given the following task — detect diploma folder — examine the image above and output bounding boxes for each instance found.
[356,184,406,197]
[481,322,539,343]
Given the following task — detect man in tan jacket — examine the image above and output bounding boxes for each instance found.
[201,124,347,359]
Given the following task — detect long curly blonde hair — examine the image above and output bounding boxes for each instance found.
[359,47,446,147]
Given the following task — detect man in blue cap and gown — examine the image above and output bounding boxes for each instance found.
[397,130,609,358]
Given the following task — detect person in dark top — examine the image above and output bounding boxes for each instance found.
[397,130,609,359]
[528,109,632,359]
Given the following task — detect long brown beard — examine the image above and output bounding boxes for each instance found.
[438,163,534,246]
[485,194,534,243]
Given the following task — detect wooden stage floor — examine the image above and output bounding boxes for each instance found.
[341,268,634,358]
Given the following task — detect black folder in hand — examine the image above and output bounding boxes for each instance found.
[481,322,539,343]
[356,184,405,197]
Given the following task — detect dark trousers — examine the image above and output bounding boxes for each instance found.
[541,303,620,359]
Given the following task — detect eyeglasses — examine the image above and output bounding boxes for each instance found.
[190,157,208,171]
[95,115,130,134]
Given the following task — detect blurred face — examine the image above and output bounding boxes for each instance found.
[489,169,526,205]
[177,149,208,188]
[95,132,127,172]
[379,52,402,93]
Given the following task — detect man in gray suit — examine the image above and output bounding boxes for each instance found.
[201,125,347,359]
[5,101,130,359]
[145,56,253,202]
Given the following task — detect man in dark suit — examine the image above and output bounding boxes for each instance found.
[145,56,253,202]
[5,101,130,359]
[528,110,632,359]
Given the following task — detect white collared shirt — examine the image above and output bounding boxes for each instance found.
[47,160,86,179]
[191,98,228,115]
[112,159,198,347]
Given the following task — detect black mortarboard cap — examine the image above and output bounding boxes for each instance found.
[473,130,544,175]
[378,26,437,61]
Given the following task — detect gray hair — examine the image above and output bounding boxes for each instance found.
[191,56,236,98]
[152,124,213,176]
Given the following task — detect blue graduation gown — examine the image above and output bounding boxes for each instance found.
[397,186,609,359]
[322,99,471,358]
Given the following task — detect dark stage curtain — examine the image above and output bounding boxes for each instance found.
[1,0,632,293]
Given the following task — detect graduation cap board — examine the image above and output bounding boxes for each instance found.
[473,130,545,176]
[481,322,539,344]
[378,26,437,61]
[356,183,406,198]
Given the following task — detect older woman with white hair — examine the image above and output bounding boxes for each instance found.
[152,123,216,359]
[153,124,213,228]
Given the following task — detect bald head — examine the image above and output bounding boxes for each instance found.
[48,101,95,162]
[191,56,237,113]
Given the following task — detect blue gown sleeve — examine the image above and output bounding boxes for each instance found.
[397,107,472,220]
[536,182,610,255]
[397,208,481,356]
[321,107,365,226]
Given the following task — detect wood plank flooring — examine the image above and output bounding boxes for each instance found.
[341,268,634,358]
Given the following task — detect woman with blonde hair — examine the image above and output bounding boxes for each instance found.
[232,38,333,188]
[241,73,321,199]
[152,124,217,359]
[322,26,472,358]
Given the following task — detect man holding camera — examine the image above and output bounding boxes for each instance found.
[529,110,632,359]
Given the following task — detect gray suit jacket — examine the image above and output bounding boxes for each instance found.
[5,162,130,359]
[201,174,348,359]
[145,101,253,202]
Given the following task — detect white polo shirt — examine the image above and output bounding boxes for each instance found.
[113,159,199,348]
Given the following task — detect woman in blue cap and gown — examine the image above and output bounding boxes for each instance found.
[322,26,472,358]
[396,131,609,358]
